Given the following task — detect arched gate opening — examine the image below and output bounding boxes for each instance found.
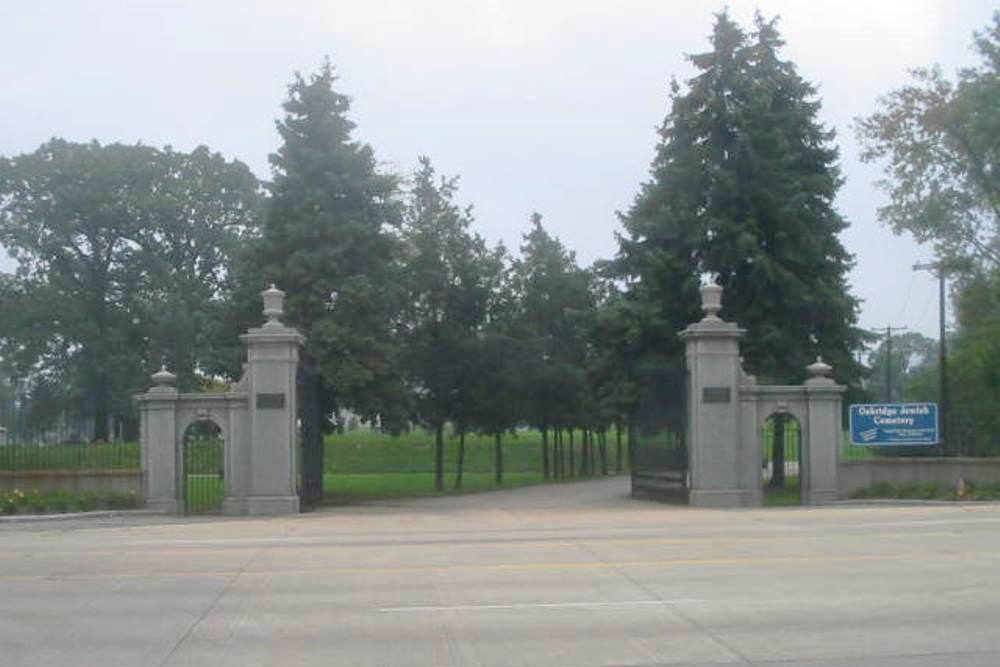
[761,412,802,506]
[181,419,225,514]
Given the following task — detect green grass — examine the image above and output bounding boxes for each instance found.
[321,472,548,502]
[0,441,140,471]
[323,429,567,474]
[1,488,140,515]
[850,480,1000,501]
[763,476,801,507]
[317,428,622,502]
[184,475,224,513]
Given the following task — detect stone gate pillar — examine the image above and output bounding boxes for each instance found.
[136,368,180,513]
[802,357,845,505]
[679,284,753,507]
[230,285,304,516]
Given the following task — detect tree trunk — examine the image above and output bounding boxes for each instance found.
[770,415,786,488]
[599,429,608,475]
[568,427,575,478]
[559,428,566,478]
[587,428,597,477]
[627,422,635,472]
[580,429,589,476]
[494,432,503,485]
[615,423,623,474]
[435,422,445,492]
[553,428,561,479]
[92,393,110,442]
[91,279,111,443]
[541,426,550,480]
[558,428,565,478]
[455,430,465,490]
[560,428,567,478]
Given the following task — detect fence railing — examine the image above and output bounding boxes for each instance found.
[0,441,140,471]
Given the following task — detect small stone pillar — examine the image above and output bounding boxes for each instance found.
[802,357,845,505]
[229,285,304,515]
[136,367,180,513]
[679,284,752,507]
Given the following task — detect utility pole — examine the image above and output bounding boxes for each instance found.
[880,325,908,402]
[914,261,949,454]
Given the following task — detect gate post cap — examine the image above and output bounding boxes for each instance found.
[151,366,177,386]
[700,283,723,321]
[806,356,832,378]
[262,284,286,327]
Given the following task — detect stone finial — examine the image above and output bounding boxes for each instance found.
[807,356,832,378]
[151,365,176,387]
[700,283,723,321]
[262,284,286,327]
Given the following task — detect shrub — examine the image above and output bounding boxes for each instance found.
[78,493,98,512]
[105,490,139,510]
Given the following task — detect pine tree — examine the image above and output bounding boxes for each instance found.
[399,157,501,491]
[615,13,864,487]
[617,12,862,383]
[512,214,595,479]
[251,59,404,499]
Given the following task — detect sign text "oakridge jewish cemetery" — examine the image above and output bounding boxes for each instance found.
[849,403,939,446]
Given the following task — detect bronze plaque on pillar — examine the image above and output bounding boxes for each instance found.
[702,387,731,403]
[256,393,286,409]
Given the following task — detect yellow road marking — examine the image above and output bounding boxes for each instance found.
[0,529,962,560]
[1,551,994,582]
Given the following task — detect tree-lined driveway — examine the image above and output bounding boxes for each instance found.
[3,477,1000,666]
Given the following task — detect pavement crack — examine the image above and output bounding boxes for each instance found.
[578,542,757,666]
[156,550,259,667]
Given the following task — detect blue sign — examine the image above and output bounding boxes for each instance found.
[849,403,939,446]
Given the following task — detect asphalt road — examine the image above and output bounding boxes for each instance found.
[3,477,1000,667]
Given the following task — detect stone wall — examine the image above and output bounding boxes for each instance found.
[839,458,1000,497]
[0,470,142,495]
[631,471,688,502]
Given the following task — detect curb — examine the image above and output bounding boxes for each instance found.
[0,509,168,524]
[833,499,1000,507]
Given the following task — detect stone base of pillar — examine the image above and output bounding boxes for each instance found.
[803,488,838,506]
[689,489,754,507]
[145,498,180,514]
[223,495,300,516]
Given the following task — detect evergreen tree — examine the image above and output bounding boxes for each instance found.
[399,157,501,491]
[250,60,404,500]
[617,11,862,384]
[615,13,863,487]
[511,214,595,479]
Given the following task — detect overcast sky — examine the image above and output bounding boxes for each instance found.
[1,1,995,342]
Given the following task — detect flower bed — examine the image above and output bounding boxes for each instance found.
[1,488,141,515]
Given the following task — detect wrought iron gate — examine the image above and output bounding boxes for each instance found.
[630,363,689,501]
[182,421,224,514]
[297,360,325,506]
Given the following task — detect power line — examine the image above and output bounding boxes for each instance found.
[868,325,908,402]
[913,261,950,454]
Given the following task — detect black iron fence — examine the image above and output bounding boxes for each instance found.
[182,437,224,513]
[0,440,140,471]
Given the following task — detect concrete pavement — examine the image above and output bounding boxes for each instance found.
[2,476,1000,666]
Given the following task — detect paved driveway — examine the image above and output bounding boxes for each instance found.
[2,477,1000,666]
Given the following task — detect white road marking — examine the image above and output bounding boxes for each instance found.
[379,599,705,612]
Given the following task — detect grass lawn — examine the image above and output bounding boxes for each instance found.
[0,441,140,471]
[324,429,564,474]
[318,428,623,502]
[184,474,225,513]
[763,478,802,507]
[321,471,549,502]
